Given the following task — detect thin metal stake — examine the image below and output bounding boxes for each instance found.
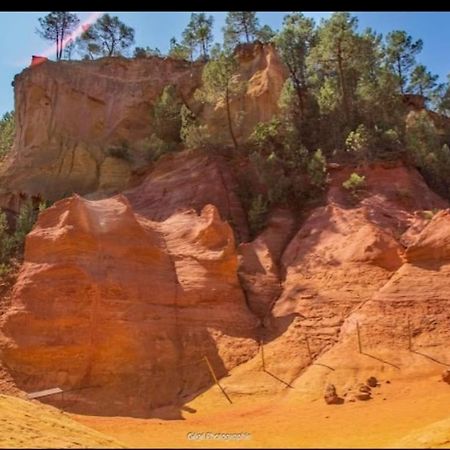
[260,339,266,371]
[203,356,232,405]
[356,321,362,353]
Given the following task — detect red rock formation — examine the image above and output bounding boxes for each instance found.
[124,150,250,242]
[199,42,287,146]
[0,43,287,205]
[237,208,296,319]
[0,194,259,416]
[252,162,448,380]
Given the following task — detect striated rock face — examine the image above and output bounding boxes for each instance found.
[237,208,296,319]
[198,42,288,145]
[0,57,204,202]
[124,150,250,242]
[0,43,287,206]
[254,162,448,380]
[0,194,259,416]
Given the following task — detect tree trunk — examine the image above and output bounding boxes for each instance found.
[225,85,238,150]
[294,78,305,118]
[337,41,350,123]
[202,39,207,59]
[243,21,250,43]
[60,27,65,60]
[56,28,60,61]
[397,57,404,94]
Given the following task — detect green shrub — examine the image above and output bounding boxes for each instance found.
[0,199,48,278]
[144,133,179,162]
[247,194,269,237]
[180,104,213,149]
[345,124,372,162]
[248,118,283,153]
[406,112,450,198]
[0,111,14,160]
[342,172,366,195]
[307,149,328,189]
[153,85,183,143]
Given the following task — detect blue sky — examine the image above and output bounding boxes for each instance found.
[1,12,450,116]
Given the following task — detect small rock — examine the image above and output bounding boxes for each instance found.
[355,391,371,400]
[367,376,378,387]
[442,369,450,384]
[386,380,391,384]
[324,384,342,405]
[357,383,371,393]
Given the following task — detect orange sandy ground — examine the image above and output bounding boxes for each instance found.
[72,374,450,448]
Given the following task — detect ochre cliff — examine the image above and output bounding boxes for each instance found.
[0,43,287,207]
[0,56,203,202]
[0,43,449,419]
[0,194,259,416]
[231,162,449,385]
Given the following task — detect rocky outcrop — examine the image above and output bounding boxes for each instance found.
[237,208,296,318]
[0,43,287,205]
[0,57,204,201]
[124,150,250,242]
[0,195,259,416]
[246,162,448,381]
[198,42,288,145]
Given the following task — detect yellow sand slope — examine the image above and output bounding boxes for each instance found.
[0,395,125,448]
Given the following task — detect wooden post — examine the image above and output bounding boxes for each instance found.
[356,321,362,353]
[305,335,313,363]
[260,339,266,371]
[203,356,232,405]
[407,317,413,351]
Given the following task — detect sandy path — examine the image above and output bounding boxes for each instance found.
[72,375,450,448]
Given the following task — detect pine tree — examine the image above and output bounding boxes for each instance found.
[385,30,423,94]
[182,13,214,61]
[36,12,80,61]
[223,12,260,50]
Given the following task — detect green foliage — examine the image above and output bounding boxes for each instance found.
[409,64,438,98]
[385,30,423,94]
[0,111,15,160]
[307,149,327,189]
[223,12,260,50]
[77,14,135,58]
[437,76,450,117]
[36,12,80,60]
[0,212,14,265]
[168,37,191,60]
[249,118,283,151]
[247,194,269,237]
[182,13,214,60]
[275,13,315,112]
[134,46,162,58]
[256,25,276,43]
[153,85,183,143]
[247,118,327,207]
[144,134,178,162]
[342,172,366,194]
[13,201,39,254]
[406,111,450,198]
[180,104,212,149]
[0,200,48,277]
[345,124,372,162]
[198,51,245,149]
